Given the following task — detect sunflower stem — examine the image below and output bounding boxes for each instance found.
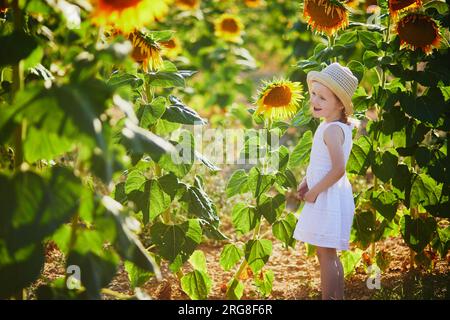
[327,34,336,64]
[11,0,25,170]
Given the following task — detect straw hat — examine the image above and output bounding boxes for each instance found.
[306,62,359,115]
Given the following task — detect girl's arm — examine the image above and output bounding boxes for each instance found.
[307,125,346,198]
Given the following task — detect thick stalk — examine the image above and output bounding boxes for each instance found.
[11,0,24,170]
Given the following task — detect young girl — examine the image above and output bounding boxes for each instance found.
[293,62,358,300]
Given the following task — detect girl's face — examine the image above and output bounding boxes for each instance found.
[309,81,344,121]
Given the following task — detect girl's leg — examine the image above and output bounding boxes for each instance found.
[316,247,344,300]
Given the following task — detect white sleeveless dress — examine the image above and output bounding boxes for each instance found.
[293,120,356,250]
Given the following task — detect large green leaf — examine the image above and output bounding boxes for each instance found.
[121,120,176,162]
[370,190,399,221]
[0,242,45,299]
[162,95,207,125]
[226,169,249,198]
[400,215,436,253]
[0,167,81,251]
[257,194,285,224]
[244,239,272,273]
[272,213,297,247]
[180,176,219,225]
[0,32,38,67]
[220,244,243,271]
[181,270,212,300]
[248,167,275,198]
[254,269,274,298]
[150,219,202,262]
[288,130,312,169]
[101,196,160,275]
[348,136,373,175]
[231,203,258,235]
[137,97,166,129]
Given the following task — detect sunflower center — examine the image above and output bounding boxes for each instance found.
[263,86,292,107]
[398,15,438,47]
[100,0,142,10]
[390,0,418,11]
[305,0,345,28]
[221,18,239,33]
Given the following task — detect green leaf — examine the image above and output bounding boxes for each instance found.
[150,219,202,262]
[226,278,244,300]
[248,167,274,198]
[181,176,219,225]
[137,97,166,129]
[23,126,73,163]
[371,191,399,221]
[181,270,212,300]
[0,167,82,251]
[410,173,440,209]
[257,194,285,224]
[400,215,436,252]
[232,203,258,235]
[0,242,45,299]
[372,151,398,183]
[254,269,274,298]
[0,32,38,67]
[358,30,383,50]
[101,197,160,275]
[244,239,272,273]
[348,136,373,175]
[67,249,119,299]
[226,169,249,198]
[272,213,297,247]
[220,244,243,271]
[107,72,143,89]
[340,249,363,277]
[188,250,208,273]
[121,120,176,162]
[146,72,185,88]
[162,95,207,125]
[124,261,153,290]
[288,130,312,169]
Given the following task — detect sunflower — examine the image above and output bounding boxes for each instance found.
[396,13,441,55]
[303,0,349,36]
[91,0,169,34]
[244,0,263,8]
[214,14,244,43]
[255,79,304,122]
[175,0,200,10]
[129,31,163,72]
[160,37,182,59]
[0,0,8,13]
[388,0,422,18]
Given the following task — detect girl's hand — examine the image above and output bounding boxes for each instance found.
[303,190,318,203]
[296,179,309,201]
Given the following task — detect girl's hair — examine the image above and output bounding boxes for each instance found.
[340,108,350,125]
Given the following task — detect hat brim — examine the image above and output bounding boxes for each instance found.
[307,71,354,115]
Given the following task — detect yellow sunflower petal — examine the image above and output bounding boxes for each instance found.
[129,31,163,72]
[388,0,422,19]
[91,0,169,34]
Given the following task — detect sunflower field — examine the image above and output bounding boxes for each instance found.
[0,0,449,301]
